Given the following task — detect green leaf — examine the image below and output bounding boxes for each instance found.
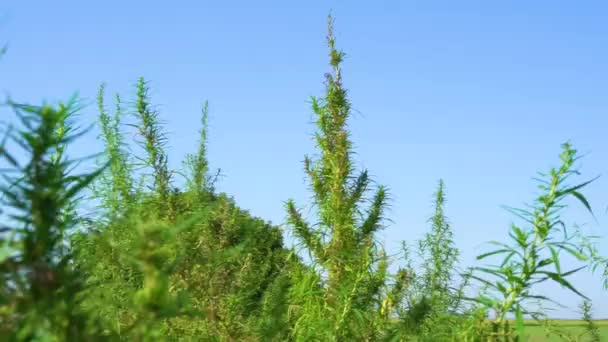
[571,190,594,216]
[469,295,497,308]
[468,274,497,289]
[537,258,553,268]
[473,267,507,280]
[552,242,587,261]
[500,251,518,268]
[488,241,513,249]
[510,226,529,248]
[476,248,513,260]
[523,295,566,308]
[548,245,561,274]
[561,265,587,277]
[64,164,108,201]
[539,271,588,299]
[495,281,507,294]
[557,177,598,199]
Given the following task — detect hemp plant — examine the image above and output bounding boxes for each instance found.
[122,217,198,341]
[473,143,596,335]
[183,101,219,200]
[132,77,172,217]
[580,300,600,342]
[418,180,459,312]
[0,100,105,340]
[285,16,404,340]
[397,180,462,339]
[94,83,134,216]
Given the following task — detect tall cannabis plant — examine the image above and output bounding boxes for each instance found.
[133,77,172,217]
[581,300,600,342]
[419,180,459,310]
[183,101,219,200]
[0,100,105,340]
[94,83,134,216]
[285,16,403,340]
[474,143,596,336]
[395,180,463,340]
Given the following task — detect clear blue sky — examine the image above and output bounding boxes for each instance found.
[1,1,607,318]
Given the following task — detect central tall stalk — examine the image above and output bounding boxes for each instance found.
[286,16,391,340]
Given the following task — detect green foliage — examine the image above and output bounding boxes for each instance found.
[1,15,606,342]
[581,300,601,342]
[163,193,288,340]
[0,100,106,340]
[474,143,598,338]
[133,77,172,218]
[418,180,460,311]
[93,84,134,217]
[183,101,219,199]
[391,181,467,340]
[285,15,410,341]
[576,230,608,290]
[70,78,290,341]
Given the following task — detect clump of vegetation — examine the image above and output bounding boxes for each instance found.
[472,143,599,339]
[284,16,403,341]
[0,100,105,340]
[0,15,606,341]
[93,83,134,217]
[389,180,470,341]
[580,300,601,342]
[74,77,290,340]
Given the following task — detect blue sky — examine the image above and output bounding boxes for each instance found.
[1,1,607,318]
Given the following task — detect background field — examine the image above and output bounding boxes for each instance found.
[522,320,608,341]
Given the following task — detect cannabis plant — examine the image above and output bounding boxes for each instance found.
[76,79,290,340]
[474,143,596,337]
[132,77,172,218]
[285,16,408,341]
[581,300,600,342]
[0,99,105,340]
[93,83,134,217]
[394,180,464,340]
[182,101,220,200]
[419,180,459,310]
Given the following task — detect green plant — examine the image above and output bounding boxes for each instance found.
[91,84,134,219]
[285,15,408,341]
[0,99,105,340]
[182,101,220,202]
[395,180,465,340]
[73,78,292,341]
[2,14,606,342]
[581,300,600,342]
[474,143,596,337]
[418,180,460,311]
[122,217,200,341]
[133,77,172,218]
[575,229,608,290]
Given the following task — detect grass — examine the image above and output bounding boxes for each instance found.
[522,320,608,341]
